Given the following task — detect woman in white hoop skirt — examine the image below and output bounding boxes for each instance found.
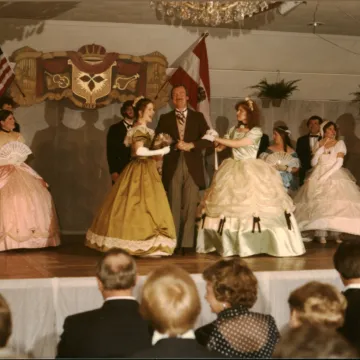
[293,120,360,244]
[196,99,305,258]
[0,110,60,251]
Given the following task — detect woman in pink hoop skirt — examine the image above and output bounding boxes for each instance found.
[0,110,60,251]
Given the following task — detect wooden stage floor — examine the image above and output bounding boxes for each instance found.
[1,234,359,279]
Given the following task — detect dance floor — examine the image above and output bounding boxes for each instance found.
[1,234,359,279]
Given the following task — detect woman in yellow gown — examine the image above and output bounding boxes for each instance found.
[86,98,176,256]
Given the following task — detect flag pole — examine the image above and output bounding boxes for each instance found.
[154,32,209,100]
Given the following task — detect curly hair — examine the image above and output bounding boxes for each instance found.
[288,281,347,329]
[203,258,258,308]
[234,99,260,130]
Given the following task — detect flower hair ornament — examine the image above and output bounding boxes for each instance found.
[245,97,254,111]
[275,126,291,136]
[133,96,144,108]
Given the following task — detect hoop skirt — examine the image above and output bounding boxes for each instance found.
[86,125,176,256]
[294,140,360,236]
[0,132,60,251]
[196,127,305,258]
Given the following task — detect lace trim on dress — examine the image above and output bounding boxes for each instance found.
[124,125,155,147]
[86,230,176,256]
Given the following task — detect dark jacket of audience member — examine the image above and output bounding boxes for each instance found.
[334,241,360,352]
[56,249,151,358]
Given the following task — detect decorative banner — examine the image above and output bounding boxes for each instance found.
[9,44,170,109]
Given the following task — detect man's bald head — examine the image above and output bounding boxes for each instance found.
[96,249,137,291]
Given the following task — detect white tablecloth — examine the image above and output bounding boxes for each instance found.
[0,269,342,358]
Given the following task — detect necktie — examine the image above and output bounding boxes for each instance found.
[175,110,186,125]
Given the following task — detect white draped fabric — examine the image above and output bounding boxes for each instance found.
[0,269,342,358]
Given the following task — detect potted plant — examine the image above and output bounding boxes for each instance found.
[250,78,300,107]
[350,86,360,114]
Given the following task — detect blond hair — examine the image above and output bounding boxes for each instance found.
[288,281,347,329]
[0,294,11,347]
[140,265,201,336]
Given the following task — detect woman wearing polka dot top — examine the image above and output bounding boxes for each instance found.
[195,259,279,358]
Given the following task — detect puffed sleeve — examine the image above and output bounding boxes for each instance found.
[246,127,262,145]
[335,140,347,155]
[224,126,235,140]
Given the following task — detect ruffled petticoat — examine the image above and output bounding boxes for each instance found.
[196,158,305,257]
[294,165,360,236]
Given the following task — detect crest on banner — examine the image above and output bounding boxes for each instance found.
[8,44,170,109]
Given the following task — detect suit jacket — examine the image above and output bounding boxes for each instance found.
[338,288,360,351]
[106,121,131,175]
[155,109,212,191]
[56,299,151,358]
[257,133,270,158]
[132,338,221,358]
[296,134,321,185]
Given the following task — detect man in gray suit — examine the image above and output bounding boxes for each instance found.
[155,85,212,254]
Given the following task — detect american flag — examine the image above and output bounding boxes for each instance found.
[0,47,15,97]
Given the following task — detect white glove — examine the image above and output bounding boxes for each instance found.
[318,157,343,182]
[202,134,215,142]
[311,146,325,167]
[161,146,170,155]
[206,129,219,137]
[136,146,170,157]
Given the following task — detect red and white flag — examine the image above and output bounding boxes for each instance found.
[168,33,211,128]
[0,47,15,97]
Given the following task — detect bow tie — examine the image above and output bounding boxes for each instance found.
[310,135,320,138]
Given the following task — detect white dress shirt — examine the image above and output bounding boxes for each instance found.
[152,329,195,345]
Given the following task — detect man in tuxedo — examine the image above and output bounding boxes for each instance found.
[155,85,212,253]
[56,249,151,358]
[296,115,322,185]
[106,100,134,184]
[0,96,20,132]
[333,242,360,352]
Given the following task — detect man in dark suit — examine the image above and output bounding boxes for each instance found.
[296,115,322,185]
[106,100,134,184]
[257,133,270,158]
[333,242,360,352]
[0,96,20,132]
[155,85,212,253]
[56,249,151,358]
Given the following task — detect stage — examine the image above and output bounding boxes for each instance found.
[0,234,358,358]
[0,234,355,279]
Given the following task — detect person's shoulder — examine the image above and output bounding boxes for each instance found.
[297,134,309,141]
[159,110,175,119]
[108,121,125,131]
[64,307,102,325]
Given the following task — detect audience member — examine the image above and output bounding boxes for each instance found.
[56,249,151,358]
[0,293,27,358]
[334,241,360,351]
[288,281,346,330]
[195,259,279,358]
[273,324,358,358]
[133,265,218,358]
